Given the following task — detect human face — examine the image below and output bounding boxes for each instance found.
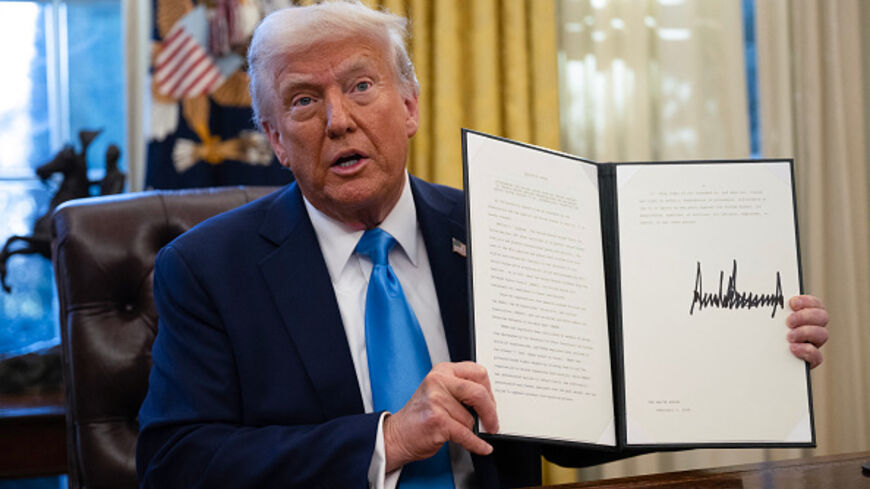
[261,35,419,229]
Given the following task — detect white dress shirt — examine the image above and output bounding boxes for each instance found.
[303,173,478,489]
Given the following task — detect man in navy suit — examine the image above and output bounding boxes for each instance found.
[137,2,830,488]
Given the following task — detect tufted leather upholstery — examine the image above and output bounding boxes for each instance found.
[51,186,280,489]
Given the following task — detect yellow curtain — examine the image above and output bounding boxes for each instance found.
[361,0,561,189]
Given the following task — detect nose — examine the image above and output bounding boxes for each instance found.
[325,90,356,138]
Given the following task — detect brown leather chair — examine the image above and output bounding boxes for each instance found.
[51,186,279,489]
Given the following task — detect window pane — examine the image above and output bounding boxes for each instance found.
[0,0,123,357]
[0,2,52,174]
[0,475,67,488]
[0,180,58,356]
[67,0,125,173]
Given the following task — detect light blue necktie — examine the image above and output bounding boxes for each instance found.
[356,228,455,489]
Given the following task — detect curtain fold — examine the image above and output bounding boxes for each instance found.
[559,0,749,163]
[530,1,561,146]
[372,0,560,189]
[757,0,870,458]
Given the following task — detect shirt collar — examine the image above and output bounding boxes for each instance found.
[303,172,419,283]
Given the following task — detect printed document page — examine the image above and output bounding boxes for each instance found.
[466,132,615,446]
[616,162,811,445]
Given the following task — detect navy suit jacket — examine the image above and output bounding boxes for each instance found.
[137,176,626,489]
[137,178,556,489]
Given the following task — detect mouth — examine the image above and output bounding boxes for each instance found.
[331,151,368,171]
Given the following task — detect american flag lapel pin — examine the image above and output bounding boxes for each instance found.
[452,238,467,257]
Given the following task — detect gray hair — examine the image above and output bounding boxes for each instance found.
[247,0,419,127]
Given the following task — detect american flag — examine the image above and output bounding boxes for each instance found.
[154,7,224,100]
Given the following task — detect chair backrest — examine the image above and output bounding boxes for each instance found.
[51,186,279,489]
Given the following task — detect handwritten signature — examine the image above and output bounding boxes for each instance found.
[689,260,784,318]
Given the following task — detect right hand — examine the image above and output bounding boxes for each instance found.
[382,361,499,473]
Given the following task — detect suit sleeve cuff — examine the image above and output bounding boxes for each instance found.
[368,412,402,489]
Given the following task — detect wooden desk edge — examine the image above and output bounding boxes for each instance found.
[525,451,870,489]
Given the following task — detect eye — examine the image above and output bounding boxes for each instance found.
[354,81,371,92]
[294,96,314,107]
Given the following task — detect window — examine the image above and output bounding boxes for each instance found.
[558,0,755,161]
[1,4,123,483]
[0,0,124,358]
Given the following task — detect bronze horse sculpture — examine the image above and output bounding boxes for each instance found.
[0,129,125,293]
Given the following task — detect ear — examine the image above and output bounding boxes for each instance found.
[403,91,419,138]
[261,119,290,169]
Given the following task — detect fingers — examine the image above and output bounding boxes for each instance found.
[446,417,493,455]
[790,342,823,369]
[787,306,829,330]
[429,363,499,452]
[411,389,493,456]
[384,362,499,470]
[441,362,496,407]
[787,295,828,369]
[440,391,476,430]
[787,325,829,348]
[434,363,499,434]
[789,294,824,311]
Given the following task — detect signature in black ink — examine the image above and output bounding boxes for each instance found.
[689,260,784,318]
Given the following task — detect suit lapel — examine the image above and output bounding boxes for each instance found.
[258,183,365,420]
[410,177,471,363]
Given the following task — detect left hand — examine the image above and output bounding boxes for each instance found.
[786,295,829,368]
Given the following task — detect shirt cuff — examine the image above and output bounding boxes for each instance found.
[368,412,402,489]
